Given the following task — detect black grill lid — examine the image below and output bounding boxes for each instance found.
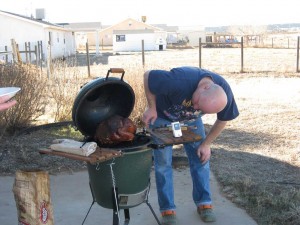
[72,68,135,137]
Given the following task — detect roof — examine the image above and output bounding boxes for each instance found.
[151,24,179,32]
[113,29,155,34]
[57,22,102,31]
[100,18,162,33]
[0,10,66,31]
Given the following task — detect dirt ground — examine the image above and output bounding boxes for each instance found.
[0,48,299,224]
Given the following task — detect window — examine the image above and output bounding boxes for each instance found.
[116,35,126,42]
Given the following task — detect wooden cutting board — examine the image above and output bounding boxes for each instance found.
[147,127,202,147]
[39,147,122,164]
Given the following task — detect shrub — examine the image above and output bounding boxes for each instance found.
[123,66,147,127]
[0,63,48,133]
[47,59,86,122]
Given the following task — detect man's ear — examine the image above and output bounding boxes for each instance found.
[203,84,211,90]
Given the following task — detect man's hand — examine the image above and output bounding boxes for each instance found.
[197,119,227,163]
[197,143,211,164]
[142,107,157,127]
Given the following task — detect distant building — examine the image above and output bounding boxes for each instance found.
[59,18,168,52]
[0,10,76,62]
[150,24,179,44]
[59,22,102,49]
[177,26,206,46]
[113,29,167,52]
[99,18,164,47]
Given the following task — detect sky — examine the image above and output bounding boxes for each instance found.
[1,0,299,27]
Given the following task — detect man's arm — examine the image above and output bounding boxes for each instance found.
[143,71,158,126]
[197,119,227,163]
[144,71,156,109]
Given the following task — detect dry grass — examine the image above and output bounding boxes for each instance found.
[208,73,300,225]
[0,48,299,225]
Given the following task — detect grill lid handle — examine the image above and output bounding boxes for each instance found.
[106,68,125,81]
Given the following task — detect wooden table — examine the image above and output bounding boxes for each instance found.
[39,147,123,164]
[147,127,202,148]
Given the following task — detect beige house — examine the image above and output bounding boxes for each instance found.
[99,18,163,46]
[59,22,102,48]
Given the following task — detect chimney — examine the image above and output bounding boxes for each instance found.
[36,8,46,20]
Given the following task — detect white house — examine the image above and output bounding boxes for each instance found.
[101,18,168,52]
[113,29,167,52]
[0,10,76,62]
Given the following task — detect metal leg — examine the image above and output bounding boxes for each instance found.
[123,209,130,225]
[145,201,162,225]
[113,209,120,225]
[83,177,161,225]
[82,182,96,225]
[82,200,95,225]
[112,187,120,225]
[144,180,162,225]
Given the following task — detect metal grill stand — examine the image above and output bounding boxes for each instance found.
[82,160,161,225]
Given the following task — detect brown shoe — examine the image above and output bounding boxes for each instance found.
[197,205,216,222]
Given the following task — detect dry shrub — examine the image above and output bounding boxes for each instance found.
[121,66,147,127]
[48,59,89,122]
[0,64,47,133]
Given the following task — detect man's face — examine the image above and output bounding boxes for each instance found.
[192,94,201,110]
[192,83,210,111]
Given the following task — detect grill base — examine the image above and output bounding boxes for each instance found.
[82,180,162,225]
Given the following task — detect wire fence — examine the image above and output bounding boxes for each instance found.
[199,36,300,73]
[0,39,43,66]
[1,36,300,74]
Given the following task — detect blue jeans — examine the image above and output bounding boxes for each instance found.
[151,117,212,212]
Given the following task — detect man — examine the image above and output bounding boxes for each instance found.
[143,66,239,225]
[0,95,17,111]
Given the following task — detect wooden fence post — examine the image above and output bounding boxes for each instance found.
[28,42,32,62]
[38,41,43,73]
[37,41,41,64]
[297,36,299,73]
[86,41,91,77]
[47,43,51,78]
[25,42,29,63]
[199,38,202,68]
[241,37,244,73]
[11,39,18,63]
[142,40,145,66]
[35,46,38,67]
[40,41,44,61]
[5,46,8,63]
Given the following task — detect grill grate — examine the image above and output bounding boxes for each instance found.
[85,133,152,152]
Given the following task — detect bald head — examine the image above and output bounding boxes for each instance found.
[192,80,227,114]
